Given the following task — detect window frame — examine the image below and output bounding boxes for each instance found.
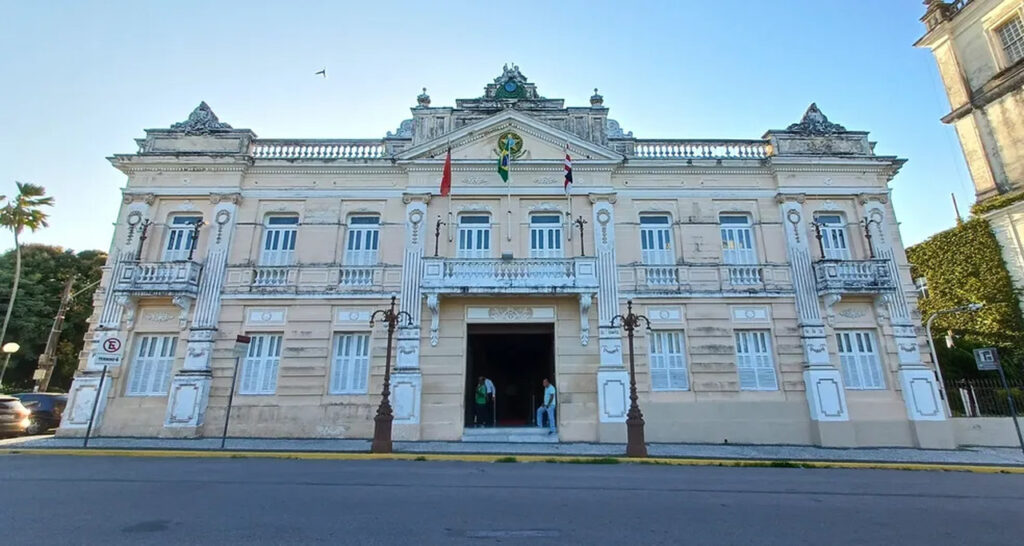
[457,214,492,259]
[239,333,283,395]
[162,215,203,262]
[835,330,885,391]
[814,213,851,260]
[329,333,372,394]
[344,215,381,266]
[995,14,1024,67]
[529,214,564,259]
[639,214,675,265]
[719,214,757,265]
[734,330,778,391]
[260,216,299,266]
[125,335,178,397]
[648,329,689,391]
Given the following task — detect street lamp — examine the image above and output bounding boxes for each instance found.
[369,295,412,453]
[610,300,650,458]
[925,302,984,417]
[0,341,21,387]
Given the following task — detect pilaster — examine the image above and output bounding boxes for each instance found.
[590,193,628,423]
[778,194,852,444]
[164,193,240,433]
[393,194,429,433]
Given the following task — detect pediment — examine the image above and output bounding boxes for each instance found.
[396,110,622,162]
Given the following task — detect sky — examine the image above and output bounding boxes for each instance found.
[0,0,973,253]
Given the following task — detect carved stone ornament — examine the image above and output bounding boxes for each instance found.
[785,103,847,136]
[210,193,242,205]
[606,119,633,138]
[489,307,533,321]
[170,102,233,135]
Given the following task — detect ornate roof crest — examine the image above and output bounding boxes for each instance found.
[485,63,539,100]
[170,102,233,135]
[786,103,847,136]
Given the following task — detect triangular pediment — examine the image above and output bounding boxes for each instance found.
[396,109,622,163]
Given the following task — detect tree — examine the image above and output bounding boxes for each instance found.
[0,245,105,391]
[0,182,55,362]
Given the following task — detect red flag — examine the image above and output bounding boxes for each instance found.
[440,148,452,197]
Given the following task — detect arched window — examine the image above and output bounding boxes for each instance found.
[345,216,380,266]
[260,215,298,266]
[163,215,202,261]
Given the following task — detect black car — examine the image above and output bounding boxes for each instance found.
[12,393,67,435]
[0,395,31,437]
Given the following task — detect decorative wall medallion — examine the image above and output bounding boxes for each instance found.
[489,307,533,321]
[786,208,802,243]
[461,177,488,186]
[596,209,611,245]
[495,131,525,159]
[821,200,839,211]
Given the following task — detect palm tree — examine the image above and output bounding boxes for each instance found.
[0,182,54,362]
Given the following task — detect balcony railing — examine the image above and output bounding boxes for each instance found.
[223,264,399,294]
[632,140,770,160]
[251,139,387,160]
[422,257,599,294]
[812,259,895,294]
[619,263,792,293]
[112,261,203,297]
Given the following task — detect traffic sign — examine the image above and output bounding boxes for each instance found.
[94,334,124,366]
[973,347,1000,371]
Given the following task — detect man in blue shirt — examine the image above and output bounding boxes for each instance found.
[536,378,557,434]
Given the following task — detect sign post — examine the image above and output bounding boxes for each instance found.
[83,365,108,448]
[221,334,251,450]
[973,348,1024,455]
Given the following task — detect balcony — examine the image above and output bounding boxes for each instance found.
[619,263,793,294]
[223,264,400,294]
[112,261,203,297]
[421,257,599,294]
[812,259,895,294]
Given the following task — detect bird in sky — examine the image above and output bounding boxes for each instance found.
[315,68,326,78]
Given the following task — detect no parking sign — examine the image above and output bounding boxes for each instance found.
[94,334,124,366]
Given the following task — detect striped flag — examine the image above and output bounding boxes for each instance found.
[563,145,573,194]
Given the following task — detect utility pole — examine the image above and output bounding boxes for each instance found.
[34,277,74,392]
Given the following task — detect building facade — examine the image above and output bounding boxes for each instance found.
[918,0,1024,308]
[59,66,953,448]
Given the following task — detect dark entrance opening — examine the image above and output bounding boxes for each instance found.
[465,324,555,428]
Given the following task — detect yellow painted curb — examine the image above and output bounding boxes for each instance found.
[2,448,1022,474]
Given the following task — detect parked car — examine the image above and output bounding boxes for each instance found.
[12,393,67,435]
[0,395,31,437]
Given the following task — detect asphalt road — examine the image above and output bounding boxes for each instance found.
[2,455,1022,545]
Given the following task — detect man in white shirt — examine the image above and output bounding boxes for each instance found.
[483,376,496,427]
[536,378,556,434]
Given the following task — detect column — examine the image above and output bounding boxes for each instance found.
[62,194,153,432]
[163,193,240,433]
[590,194,629,428]
[778,194,853,446]
[392,194,429,433]
[861,197,952,448]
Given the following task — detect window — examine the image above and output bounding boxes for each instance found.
[997,16,1024,65]
[649,330,689,391]
[640,215,674,265]
[126,335,177,396]
[814,214,850,260]
[345,216,380,266]
[239,334,282,395]
[735,331,778,391]
[457,215,491,259]
[163,215,202,261]
[836,330,884,390]
[720,215,756,265]
[530,215,563,258]
[260,216,298,266]
[330,333,371,394]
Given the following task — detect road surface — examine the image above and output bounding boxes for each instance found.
[2,455,1022,545]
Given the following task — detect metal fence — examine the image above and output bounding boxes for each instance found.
[945,378,1024,417]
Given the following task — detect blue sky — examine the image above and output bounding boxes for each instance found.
[0,0,972,252]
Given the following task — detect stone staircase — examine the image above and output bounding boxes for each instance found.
[461,427,559,443]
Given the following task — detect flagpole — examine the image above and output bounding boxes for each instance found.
[447,140,453,242]
[506,135,513,243]
[566,143,573,242]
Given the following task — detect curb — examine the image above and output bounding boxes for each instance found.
[2,448,1022,473]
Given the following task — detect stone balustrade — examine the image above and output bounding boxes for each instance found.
[633,140,770,160]
[812,259,895,294]
[619,263,793,294]
[223,264,400,293]
[251,140,387,160]
[113,260,203,297]
[421,257,599,294]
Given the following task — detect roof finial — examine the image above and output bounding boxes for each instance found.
[417,87,431,108]
[590,88,604,107]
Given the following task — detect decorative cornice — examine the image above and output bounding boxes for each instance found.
[588,192,618,204]
[402,192,432,204]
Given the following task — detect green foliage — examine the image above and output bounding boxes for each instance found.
[0,245,105,391]
[906,219,1024,378]
[0,182,55,236]
[970,190,1024,216]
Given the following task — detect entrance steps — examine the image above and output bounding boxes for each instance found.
[462,427,559,443]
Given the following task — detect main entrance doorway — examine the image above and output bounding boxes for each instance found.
[465,324,555,428]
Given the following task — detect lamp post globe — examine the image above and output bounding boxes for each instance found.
[0,341,20,387]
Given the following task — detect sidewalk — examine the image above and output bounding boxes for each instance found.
[3,435,1022,467]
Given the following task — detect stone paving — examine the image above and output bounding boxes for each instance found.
[3,434,1022,466]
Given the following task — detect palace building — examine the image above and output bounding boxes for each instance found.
[59,65,955,448]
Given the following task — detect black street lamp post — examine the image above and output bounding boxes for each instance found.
[610,300,650,458]
[369,295,412,453]
[573,215,587,256]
